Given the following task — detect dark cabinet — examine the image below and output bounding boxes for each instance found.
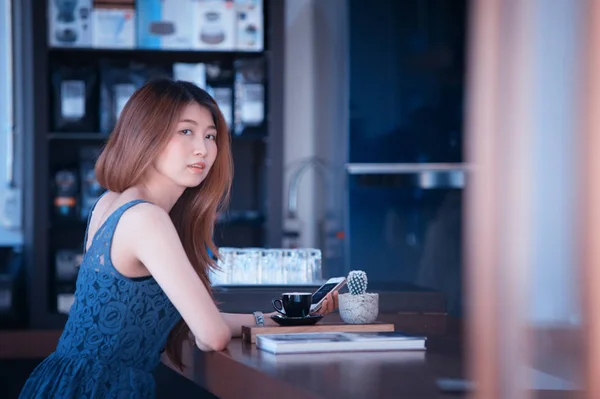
[348,0,467,164]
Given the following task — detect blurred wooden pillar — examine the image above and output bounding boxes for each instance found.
[464,0,535,397]
[466,0,598,397]
[463,0,501,396]
[581,0,600,397]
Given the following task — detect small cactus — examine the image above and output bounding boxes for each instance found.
[347,270,368,295]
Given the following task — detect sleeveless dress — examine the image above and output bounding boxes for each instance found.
[19,199,182,398]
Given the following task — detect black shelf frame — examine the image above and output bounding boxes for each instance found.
[17,0,285,329]
[48,47,265,56]
[47,133,109,141]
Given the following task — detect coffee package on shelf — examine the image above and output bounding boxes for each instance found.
[79,146,104,222]
[99,60,171,133]
[233,58,265,137]
[206,62,234,130]
[51,65,99,133]
[53,169,79,221]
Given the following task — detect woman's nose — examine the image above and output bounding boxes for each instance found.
[193,138,207,156]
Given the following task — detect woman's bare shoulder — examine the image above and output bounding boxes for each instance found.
[117,201,174,238]
[107,196,178,259]
[116,201,184,264]
[94,189,149,214]
[93,190,116,210]
[121,200,170,222]
[90,190,165,230]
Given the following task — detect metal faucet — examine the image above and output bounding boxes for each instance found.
[286,157,334,220]
[285,157,343,276]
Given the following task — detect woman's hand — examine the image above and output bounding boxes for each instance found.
[313,291,339,315]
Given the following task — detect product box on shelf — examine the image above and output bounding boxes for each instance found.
[92,5,136,48]
[234,0,263,51]
[48,0,93,48]
[193,0,236,51]
[136,0,195,49]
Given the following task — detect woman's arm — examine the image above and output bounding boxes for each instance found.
[119,204,232,351]
[221,312,278,337]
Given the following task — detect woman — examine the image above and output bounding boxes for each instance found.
[19,79,338,398]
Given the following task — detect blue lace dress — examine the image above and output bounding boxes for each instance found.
[19,199,182,398]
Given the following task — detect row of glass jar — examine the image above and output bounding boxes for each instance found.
[209,248,323,285]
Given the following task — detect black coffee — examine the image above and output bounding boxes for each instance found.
[272,292,312,318]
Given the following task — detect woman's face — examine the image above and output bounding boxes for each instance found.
[153,102,219,189]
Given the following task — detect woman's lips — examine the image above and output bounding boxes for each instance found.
[188,162,206,173]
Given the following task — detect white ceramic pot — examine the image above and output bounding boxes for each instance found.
[338,293,379,324]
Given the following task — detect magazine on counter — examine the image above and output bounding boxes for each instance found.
[256,331,427,354]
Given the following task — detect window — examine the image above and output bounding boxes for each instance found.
[0,0,21,245]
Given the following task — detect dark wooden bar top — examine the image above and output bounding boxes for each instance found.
[189,325,581,399]
[191,337,466,399]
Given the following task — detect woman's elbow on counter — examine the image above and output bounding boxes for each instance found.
[210,335,231,352]
[197,329,231,352]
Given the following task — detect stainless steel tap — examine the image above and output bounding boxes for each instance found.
[284,157,344,277]
[286,157,333,220]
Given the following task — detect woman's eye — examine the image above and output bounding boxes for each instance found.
[180,129,192,135]
[206,134,217,140]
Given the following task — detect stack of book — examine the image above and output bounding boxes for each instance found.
[256,331,427,355]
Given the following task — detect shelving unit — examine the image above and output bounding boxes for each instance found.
[16,0,285,328]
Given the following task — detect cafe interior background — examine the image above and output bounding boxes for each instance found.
[1,0,599,397]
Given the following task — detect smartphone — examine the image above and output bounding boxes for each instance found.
[436,378,474,394]
[310,277,347,313]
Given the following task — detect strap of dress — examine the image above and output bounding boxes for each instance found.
[94,200,153,277]
[99,199,153,246]
[82,191,108,254]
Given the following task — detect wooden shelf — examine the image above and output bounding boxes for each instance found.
[47,47,266,65]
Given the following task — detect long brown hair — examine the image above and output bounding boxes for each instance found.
[95,78,233,370]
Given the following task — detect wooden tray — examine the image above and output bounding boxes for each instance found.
[241,322,395,344]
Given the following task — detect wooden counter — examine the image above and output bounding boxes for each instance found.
[192,336,466,399]
[190,328,581,399]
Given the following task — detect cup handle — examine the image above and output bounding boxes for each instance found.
[272,299,286,315]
